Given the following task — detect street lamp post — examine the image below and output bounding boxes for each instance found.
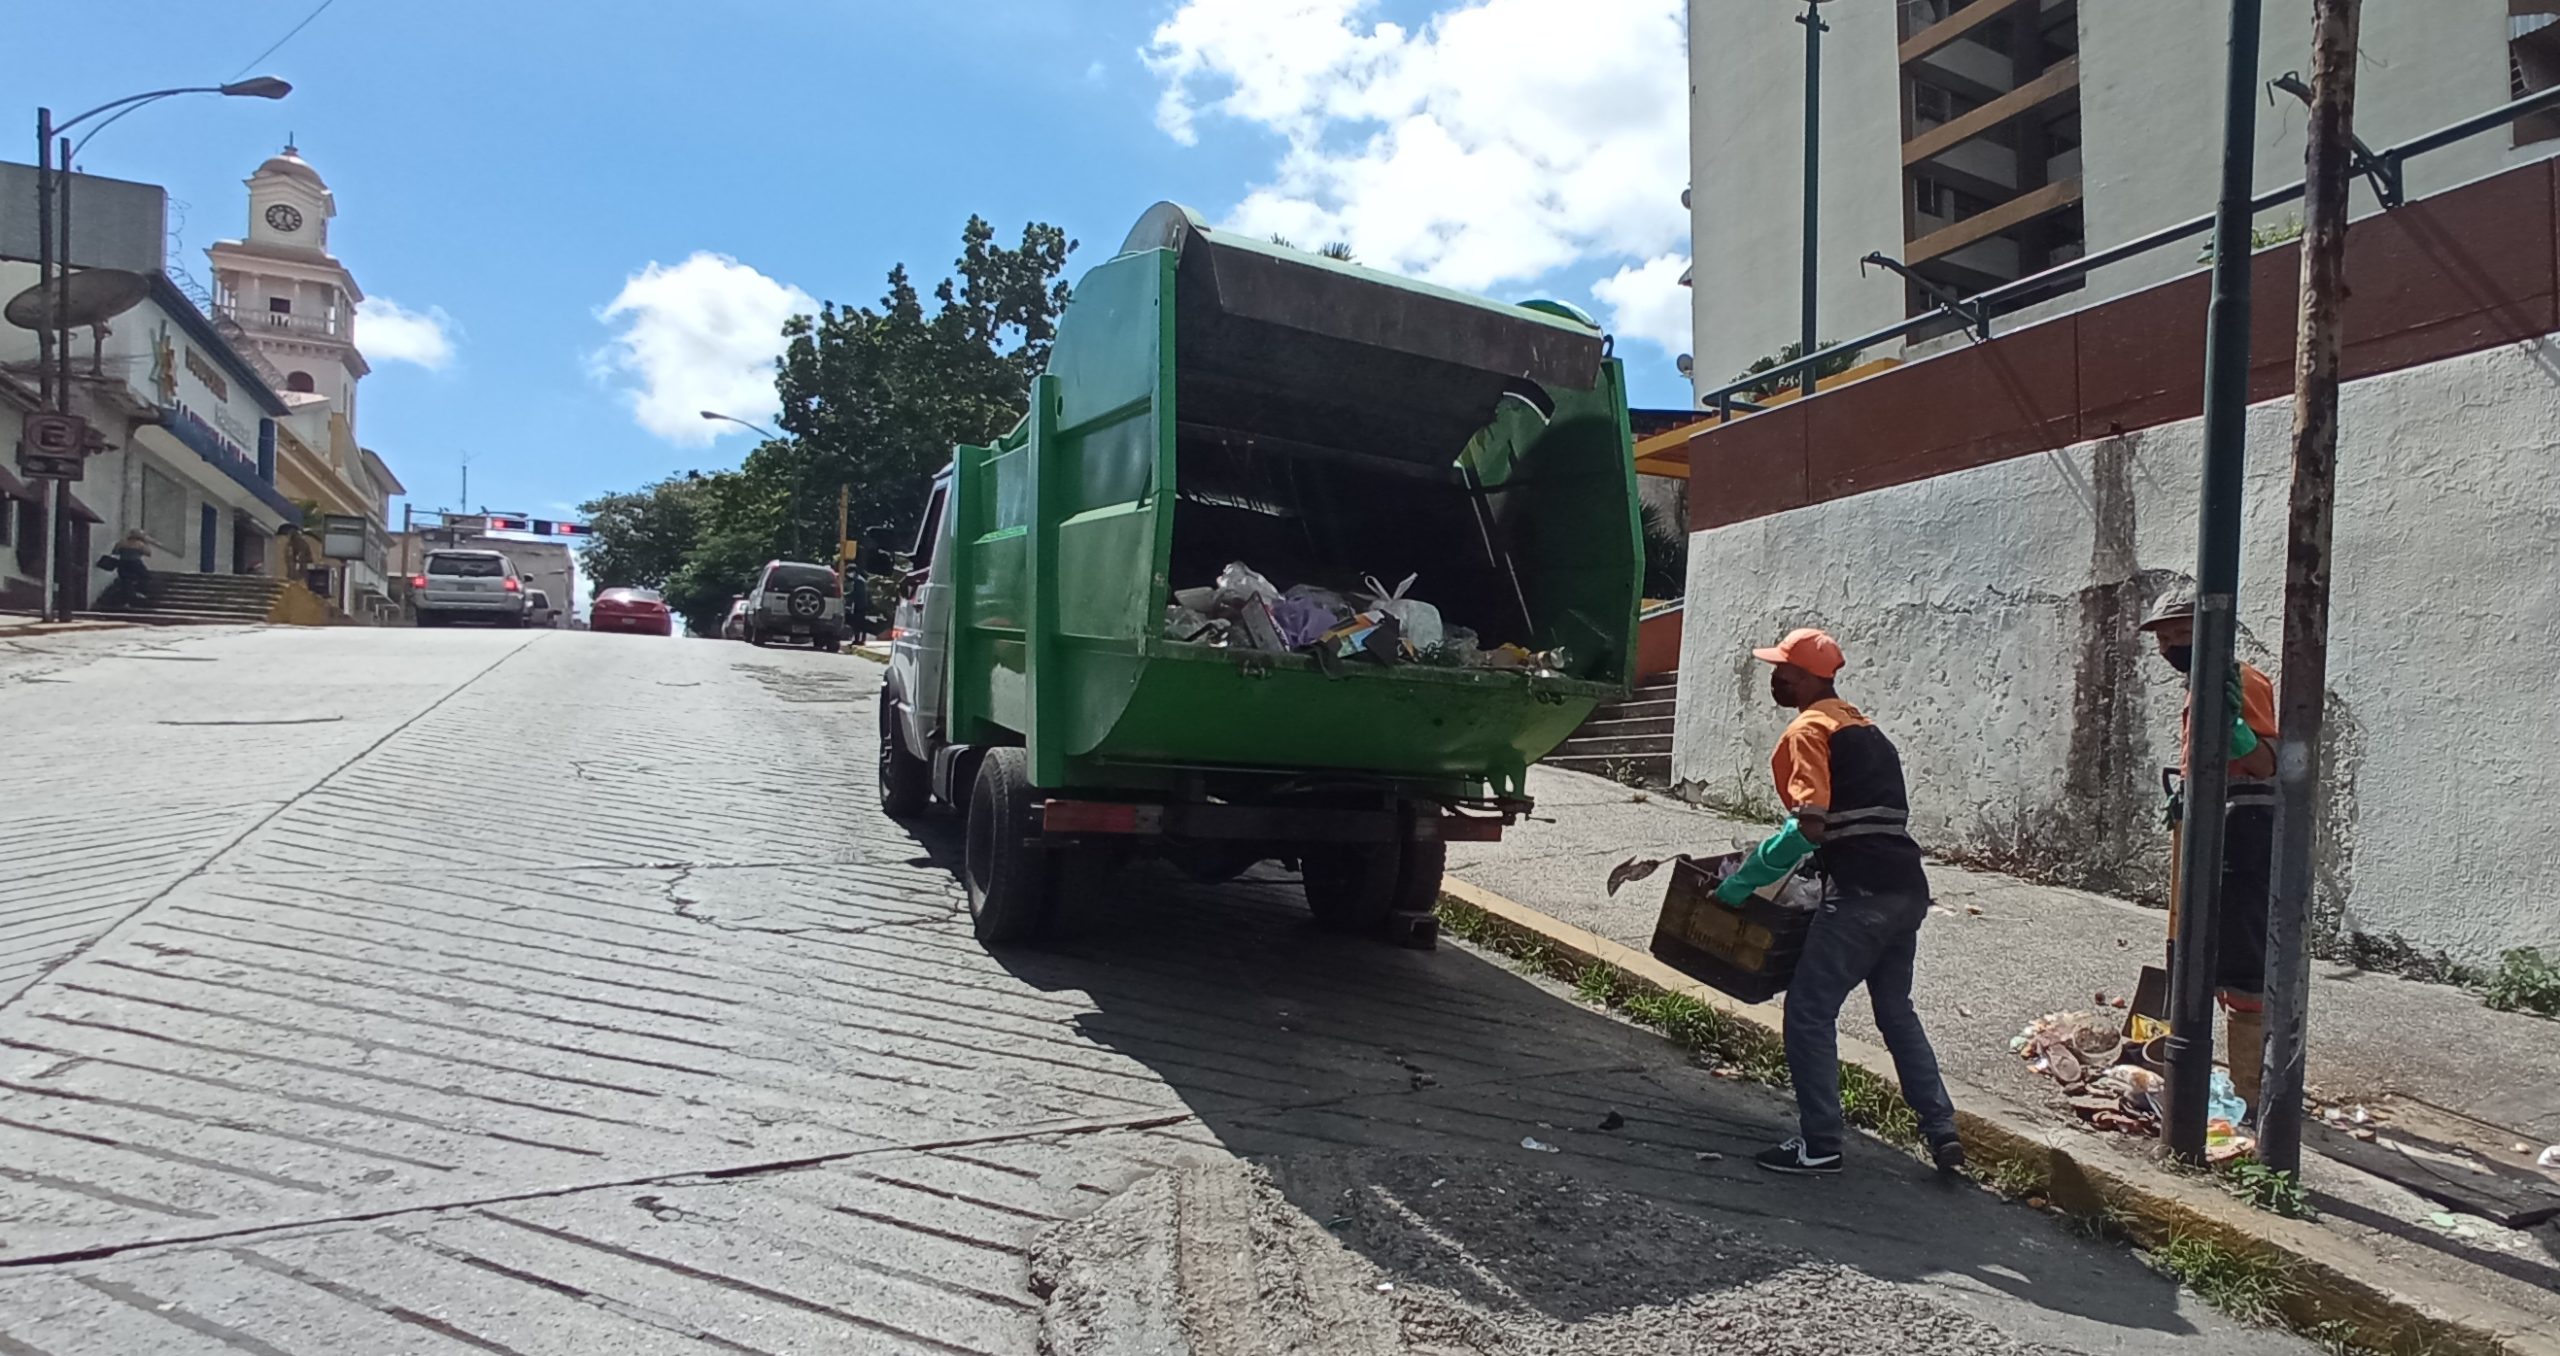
[699,409,782,441]
[30,77,290,620]
[1796,0,1835,396]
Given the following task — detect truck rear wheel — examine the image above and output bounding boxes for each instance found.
[1302,841,1399,934]
[965,747,1050,946]
[1303,804,1445,943]
[878,696,930,818]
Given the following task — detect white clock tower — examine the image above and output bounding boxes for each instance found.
[207,143,372,432]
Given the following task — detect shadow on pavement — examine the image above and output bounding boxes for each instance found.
[886,815,2262,1349]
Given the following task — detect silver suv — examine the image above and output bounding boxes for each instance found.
[745,560,845,651]
[413,549,529,628]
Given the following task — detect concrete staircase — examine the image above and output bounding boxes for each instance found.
[1548,676,1678,786]
[77,572,284,627]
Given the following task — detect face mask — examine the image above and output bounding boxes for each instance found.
[2163,645,2194,675]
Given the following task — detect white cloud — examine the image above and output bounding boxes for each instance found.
[1591,252,1691,358]
[1143,0,1688,295]
[358,297,457,370]
[1086,59,1108,84]
[594,252,815,447]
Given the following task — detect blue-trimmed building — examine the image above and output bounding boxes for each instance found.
[0,247,299,611]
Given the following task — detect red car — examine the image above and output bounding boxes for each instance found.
[591,586,674,636]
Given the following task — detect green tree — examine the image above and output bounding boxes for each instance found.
[1268,234,1357,262]
[763,216,1075,563]
[1733,340,1864,402]
[575,216,1076,638]
[578,474,714,592]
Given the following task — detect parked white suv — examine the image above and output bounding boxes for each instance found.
[744,561,846,651]
[413,549,529,628]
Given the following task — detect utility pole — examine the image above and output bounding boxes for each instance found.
[1797,0,1833,397]
[2260,0,2361,1176]
[51,134,72,619]
[33,110,57,623]
[2166,0,2266,1165]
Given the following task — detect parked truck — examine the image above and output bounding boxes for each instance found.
[880,203,1643,949]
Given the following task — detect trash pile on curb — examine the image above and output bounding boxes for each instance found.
[2013,1010,2254,1162]
[1163,560,1567,674]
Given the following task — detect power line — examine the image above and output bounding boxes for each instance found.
[232,0,339,79]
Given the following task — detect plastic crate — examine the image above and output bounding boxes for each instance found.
[1647,852,1818,1004]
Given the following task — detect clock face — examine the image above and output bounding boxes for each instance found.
[265,203,304,233]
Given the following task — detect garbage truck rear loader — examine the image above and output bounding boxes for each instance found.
[880,204,1643,949]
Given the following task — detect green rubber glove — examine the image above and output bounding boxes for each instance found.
[1714,819,1815,906]
[2225,668,2260,760]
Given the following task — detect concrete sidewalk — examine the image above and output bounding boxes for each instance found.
[1449,766,2560,1346]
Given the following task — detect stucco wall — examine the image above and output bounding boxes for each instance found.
[1674,336,2560,965]
[1687,0,1906,390]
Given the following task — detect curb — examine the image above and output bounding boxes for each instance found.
[0,619,138,637]
[1437,878,2554,1356]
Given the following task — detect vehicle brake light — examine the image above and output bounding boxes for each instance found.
[1441,815,1505,843]
[503,578,522,592]
[409,575,427,589]
[1042,800,1158,835]
[888,627,907,641]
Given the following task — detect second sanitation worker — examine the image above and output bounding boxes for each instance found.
[1719,628,1965,1177]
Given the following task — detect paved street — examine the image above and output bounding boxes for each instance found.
[0,627,2309,1353]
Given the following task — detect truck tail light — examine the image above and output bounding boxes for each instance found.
[1042,800,1156,835]
[503,578,522,592]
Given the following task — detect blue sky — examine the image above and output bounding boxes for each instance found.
[39,0,1694,526]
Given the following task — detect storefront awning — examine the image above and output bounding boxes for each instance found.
[0,460,32,503]
[60,487,101,524]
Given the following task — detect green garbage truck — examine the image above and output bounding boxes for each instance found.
[879,203,1643,948]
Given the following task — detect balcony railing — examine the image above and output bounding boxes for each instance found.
[213,303,346,341]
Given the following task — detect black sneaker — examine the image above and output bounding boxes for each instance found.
[1754,1138,1843,1176]
[1929,1136,1968,1175]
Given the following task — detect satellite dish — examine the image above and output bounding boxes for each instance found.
[4,268,153,332]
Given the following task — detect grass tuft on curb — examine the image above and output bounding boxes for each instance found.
[2146,1232,2299,1327]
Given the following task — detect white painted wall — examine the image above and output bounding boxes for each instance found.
[1688,0,1907,391]
[1675,335,2560,965]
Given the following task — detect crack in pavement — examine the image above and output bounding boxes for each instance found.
[0,635,545,1021]
[0,1110,1202,1271]
[658,863,962,939]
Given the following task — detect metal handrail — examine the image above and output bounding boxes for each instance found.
[1695,84,2560,418]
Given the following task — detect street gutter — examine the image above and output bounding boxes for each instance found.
[1437,877,2558,1356]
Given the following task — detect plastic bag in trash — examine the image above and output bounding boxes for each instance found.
[1361,573,1444,651]
[1214,562,1279,611]
[1272,595,1338,649]
[1163,603,1222,644]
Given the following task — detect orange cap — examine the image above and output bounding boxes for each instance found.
[1752,627,1845,678]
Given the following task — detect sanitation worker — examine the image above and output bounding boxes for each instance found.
[1721,627,1965,1177]
[2138,594,2279,1117]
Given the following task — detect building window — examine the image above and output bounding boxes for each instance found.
[142,465,188,558]
[2515,5,2560,146]
[13,500,36,575]
[1900,0,2087,317]
[287,371,317,393]
[268,297,293,314]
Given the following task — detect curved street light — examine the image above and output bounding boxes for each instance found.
[700,410,783,441]
[64,78,293,160]
[32,76,293,619]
